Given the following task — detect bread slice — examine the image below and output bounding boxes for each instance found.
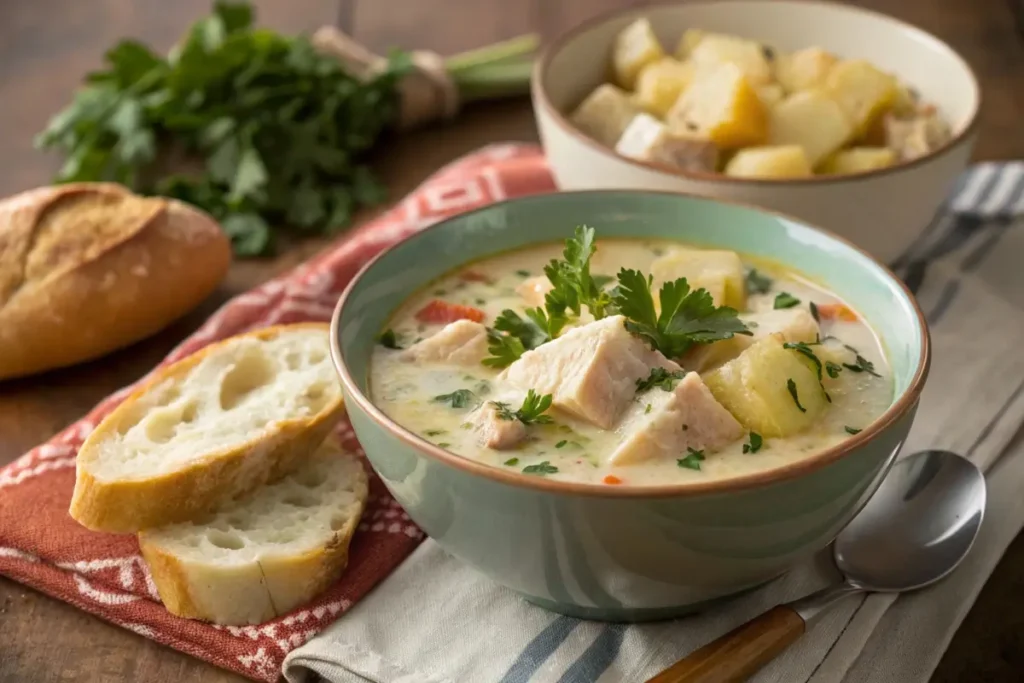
[0,182,230,380]
[139,437,368,625]
[70,323,344,533]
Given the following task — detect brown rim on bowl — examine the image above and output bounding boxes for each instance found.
[330,189,931,498]
[531,0,982,186]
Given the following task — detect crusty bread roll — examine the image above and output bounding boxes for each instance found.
[139,437,367,625]
[0,182,231,380]
[69,323,344,533]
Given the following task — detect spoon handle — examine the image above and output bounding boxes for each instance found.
[643,605,805,683]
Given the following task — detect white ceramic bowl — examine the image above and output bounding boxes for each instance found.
[531,0,981,265]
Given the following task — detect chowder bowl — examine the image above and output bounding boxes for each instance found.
[532,0,981,266]
[330,191,929,621]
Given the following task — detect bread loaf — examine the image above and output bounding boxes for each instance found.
[70,323,344,533]
[0,182,230,380]
[139,437,367,625]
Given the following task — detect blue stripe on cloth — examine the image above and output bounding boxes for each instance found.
[498,616,580,683]
[556,624,628,683]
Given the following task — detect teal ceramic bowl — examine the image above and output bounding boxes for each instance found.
[329,190,929,621]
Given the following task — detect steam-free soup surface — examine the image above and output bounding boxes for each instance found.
[370,237,891,486]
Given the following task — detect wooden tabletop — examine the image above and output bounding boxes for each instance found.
[1,1,1023,681]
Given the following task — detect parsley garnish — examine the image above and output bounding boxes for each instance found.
[809,301,820,322]
[844,426,862,435]
[424,429,446,437]
[636,367,686,393]
[774,292,801,309]
[677,447,706,470]
[825,361,843,379]
[433,389,479,409]
[645,403,652,414]
[745,268,773,295]
[843,352,882,378]
[612,269,751,358]
[522,461,558,475]
[482,328,527,369]
[437,442,451,448]
[504,457,520,466]
[491,390,554,425]
[786,379,806,412]
[555,440,568,448]
[783,341,823,381]
[743,432,763,454]
[378,329,402,349]
[516,270,531,277]
[482,309,552,368]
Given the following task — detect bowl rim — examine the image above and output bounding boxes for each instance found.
[330,188,931,498]
[531,0,982,186]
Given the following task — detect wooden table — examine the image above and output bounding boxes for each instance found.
[1,1,1022,681]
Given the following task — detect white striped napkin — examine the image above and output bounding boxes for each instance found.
[284,162,1024,683]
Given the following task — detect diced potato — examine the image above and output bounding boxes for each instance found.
[570,84,640,146]
[685,307,820,373]
[774,47,837,93]
[616,114,719,172]
[634,57,695,117]
[689,34,772,86]
[819,147,896,174]
[757,84,785,108]
[675,29,707,58]
[650,247,746,309]
[724,145,812,179]
[768,90,853,166]
[884,111,952,161]
[666,63,768,148]
[704,335,829,437]
[824,60,898,137]
[612,18,665,89]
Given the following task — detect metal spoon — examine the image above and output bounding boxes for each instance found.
[647,449,987,683]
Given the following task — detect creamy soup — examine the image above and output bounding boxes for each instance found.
[369,230,891,486]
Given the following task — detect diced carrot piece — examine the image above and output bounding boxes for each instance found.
[603,475,623,485]
[817,303,858,322]
[459,270,492,284]
[415,299,486,324]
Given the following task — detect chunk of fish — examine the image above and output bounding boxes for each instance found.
[402,320,489,365]
[610,372,743,465]
[501,315,679,429]
[515,276,553,307]
[470,399,527,450]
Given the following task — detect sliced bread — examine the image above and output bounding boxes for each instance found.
[70,323,344,533]
[139,437,368,624]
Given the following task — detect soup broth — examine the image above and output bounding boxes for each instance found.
[369,236,891,486]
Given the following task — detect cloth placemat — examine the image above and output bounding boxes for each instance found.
[282,159,1024,683]
[0,143,554,682]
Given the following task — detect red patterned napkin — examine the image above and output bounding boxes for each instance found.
[0,144,555,682]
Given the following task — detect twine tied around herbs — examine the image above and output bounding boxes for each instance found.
[312,27,461,131]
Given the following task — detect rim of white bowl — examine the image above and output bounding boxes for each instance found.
[329,188,931,499]
[531,0,983,186]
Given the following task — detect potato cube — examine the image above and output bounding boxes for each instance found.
[704,334,829,437]
[767,90,853,166]
[825,60,898,137]
[650,247,746,309]
[689,34,772,86]
[666,63,768,148]
[615,114,719,172]
[724,145,812,179]
[685,307,820,373]
[757,84,785,108]
[675,29,707,58]
[819,147,896,174]
[570,84,641,146]
[634,57,695,117]
[774,47,837,93]
[613,18,665,89]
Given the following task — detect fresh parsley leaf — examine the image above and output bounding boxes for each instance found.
[433,389,479,410]
[783,342,823,381]
[522,461,558,475]
[525,305,568,342]
[516,270,531,277]
[677,447,706,470]
[809,301,820,322]
[504,457,520,466]
[378,329,402,349]
[613,270,751,358]
[491,390,554,425]
[544,225,613,320]
[843,353,882,378]
[636,367,686,393]
[424,429,446,437]
[555,440,568,449]
[743,432,763,454]
[437,442,451,448]
[774,292,801,309]
[825,361,843,379]
[745,268,773,295]
[645,403,652,414]
[844,426,862,435]
[786,379,806,413]
[482,329,527,369]
[494,309,548,350]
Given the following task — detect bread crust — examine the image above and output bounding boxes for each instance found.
[137,439,367,625]
[0,182,231,380]
[69,323,345,533]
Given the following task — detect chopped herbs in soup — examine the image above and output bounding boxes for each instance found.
[370,227,892,486]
